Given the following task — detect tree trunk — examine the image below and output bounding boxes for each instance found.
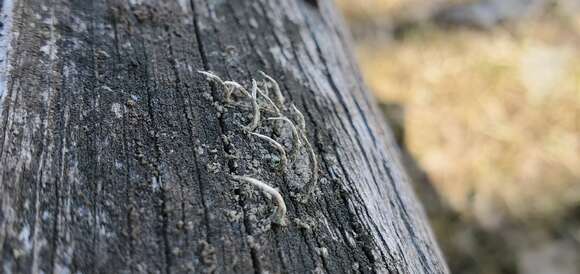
[0,0,448,273]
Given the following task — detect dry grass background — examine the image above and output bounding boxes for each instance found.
[337,0,580,273]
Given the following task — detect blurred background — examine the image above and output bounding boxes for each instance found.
[336,0,580,273]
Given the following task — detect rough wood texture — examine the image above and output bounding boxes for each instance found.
[0,0,448,273]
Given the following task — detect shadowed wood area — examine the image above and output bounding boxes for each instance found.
[0,0,448,273]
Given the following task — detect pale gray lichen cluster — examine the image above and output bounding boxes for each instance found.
[198,70,319,226]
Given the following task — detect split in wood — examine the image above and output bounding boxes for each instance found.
[232,175,287,226]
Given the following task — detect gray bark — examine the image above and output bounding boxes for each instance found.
[0,0,448,273]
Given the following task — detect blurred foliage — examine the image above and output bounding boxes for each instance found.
[337,0,580,273]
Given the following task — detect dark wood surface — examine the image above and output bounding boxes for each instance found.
[0,0,448,273]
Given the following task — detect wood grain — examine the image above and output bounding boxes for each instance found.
[0,0,448,273]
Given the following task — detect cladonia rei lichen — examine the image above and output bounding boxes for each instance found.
[199,70,320,224]
[232,175,287,226]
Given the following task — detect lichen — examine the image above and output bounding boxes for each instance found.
[198,70,321,227]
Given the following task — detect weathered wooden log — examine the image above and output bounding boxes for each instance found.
[0,0,448,273]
